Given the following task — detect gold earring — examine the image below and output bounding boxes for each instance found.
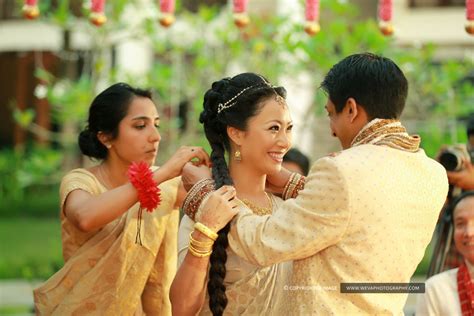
[234,150,242,162]
[106,144,111,149]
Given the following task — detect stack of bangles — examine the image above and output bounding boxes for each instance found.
[188,222,218,258]
[182,178,215,220]
[282,173,306,200]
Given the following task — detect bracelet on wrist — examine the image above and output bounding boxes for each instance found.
[182,179,215,220]
[189,231,214,247]
[127,161,161,245]
[194,222,218,241]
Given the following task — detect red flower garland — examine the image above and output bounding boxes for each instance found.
[23,0,40,19]
[233,0,249,29]
[378,0,394,36]
[158,0,176,27]
[128,161,161,212]
[90,0,107,27]
[304,0,320,36]
[466,0,474,35]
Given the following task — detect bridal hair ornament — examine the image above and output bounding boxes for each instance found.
[217,78,277,114]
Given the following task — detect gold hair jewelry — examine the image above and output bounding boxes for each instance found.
[217,80,274,114]
[275,95,287,107]
[234,150,242,162]
[194,222,218,241]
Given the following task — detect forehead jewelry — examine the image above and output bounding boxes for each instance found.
[217,85,255,114]
[217,79,276,114]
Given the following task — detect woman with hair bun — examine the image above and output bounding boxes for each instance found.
[170,73,294,315]
[34,82,212,315]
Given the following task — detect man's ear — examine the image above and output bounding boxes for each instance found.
[227,126,245,146]
[97,131,112,149]
[345,98,359,123]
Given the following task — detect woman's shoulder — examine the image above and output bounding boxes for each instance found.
[60,168,102,195]
[61,168,98,184]
[63,167,96,178]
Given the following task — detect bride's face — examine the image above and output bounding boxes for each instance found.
[238,96,293,175]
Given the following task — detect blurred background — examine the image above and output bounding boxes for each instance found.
[0,0,473,314]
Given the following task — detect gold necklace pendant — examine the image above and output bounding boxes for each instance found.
[240,192,273,216]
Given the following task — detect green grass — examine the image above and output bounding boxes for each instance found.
[0,218,63,279]
[0,305,34,315]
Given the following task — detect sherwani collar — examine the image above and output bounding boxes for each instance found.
[351,118,421,153]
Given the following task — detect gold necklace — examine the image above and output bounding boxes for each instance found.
[98,164,112,190]
[240,192,273,216]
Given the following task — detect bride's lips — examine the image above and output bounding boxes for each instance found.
[268,152,285,163]
[146,149,157,155]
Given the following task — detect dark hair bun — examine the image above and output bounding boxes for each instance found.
[78,129,107,160]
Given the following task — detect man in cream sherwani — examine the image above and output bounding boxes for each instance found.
[195,53,449,315]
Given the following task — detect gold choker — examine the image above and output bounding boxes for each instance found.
[240,193,273,216]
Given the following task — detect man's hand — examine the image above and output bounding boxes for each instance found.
[182,162,212,191]
[196,186,239,232]
[447,158,474,190]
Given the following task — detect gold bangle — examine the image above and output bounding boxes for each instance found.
[189,242,213,253]
[189,231,214,248]
[292,175,306,198]
[188,243,212,258]
[194,222,218,241]
[188,248,212,258]
[282,172,297,200]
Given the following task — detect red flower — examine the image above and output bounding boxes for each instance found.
[128,161,161,212]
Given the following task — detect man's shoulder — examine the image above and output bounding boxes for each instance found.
[314,144,390,169]
[315,145,447,185]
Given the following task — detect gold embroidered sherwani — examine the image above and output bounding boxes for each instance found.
[34,168,180,315]
[228,144,448,315]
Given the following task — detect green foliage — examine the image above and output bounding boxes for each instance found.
[0,186,59,218]
[0,148,62,215]
[0,218,63,279]
[46,76,94,125]
[13,108,35,128]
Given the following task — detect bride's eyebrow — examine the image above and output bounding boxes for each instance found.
[265,119,293,123]
[131,116,160,121]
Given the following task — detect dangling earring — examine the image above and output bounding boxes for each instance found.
[234,150,242,162]
[106,144,111,149]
